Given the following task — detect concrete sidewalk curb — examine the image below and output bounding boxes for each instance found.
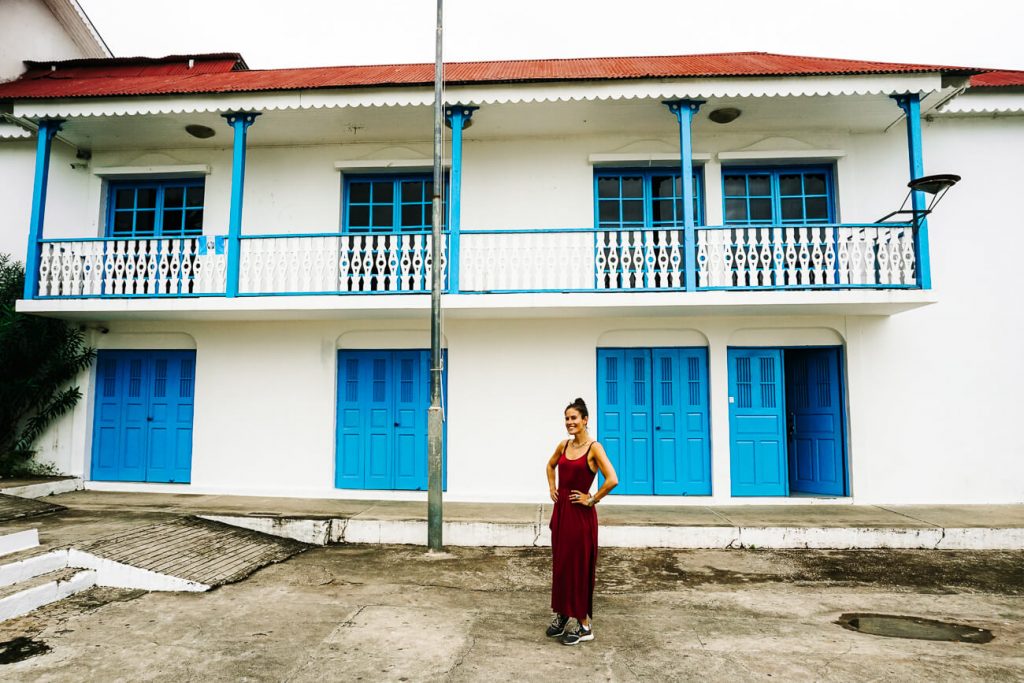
[200,514,1024,550]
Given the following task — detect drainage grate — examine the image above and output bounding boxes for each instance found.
[836,613,994,643]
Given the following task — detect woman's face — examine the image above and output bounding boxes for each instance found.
[564,408,588,435]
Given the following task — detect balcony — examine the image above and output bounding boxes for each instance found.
[30,222,920,301]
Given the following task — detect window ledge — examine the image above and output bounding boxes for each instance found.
[334,159,449,172]
[588,152,712,166]
[93,164,211,178]
[717,150,845,161]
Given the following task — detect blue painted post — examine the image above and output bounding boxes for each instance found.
[892,93,930,289]
[222,111,260,297]
[24,118,65,299]
[663,100,704,291]
[444,105,477,293]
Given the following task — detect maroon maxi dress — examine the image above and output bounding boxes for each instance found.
[549,441,598,620]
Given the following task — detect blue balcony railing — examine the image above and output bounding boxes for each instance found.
[30,223,920,299]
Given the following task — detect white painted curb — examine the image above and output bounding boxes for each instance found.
[205,516,1024,550]
[0,569,96,622]
[199,515,333,545]
[0,529,40,557]
[1,478,83,499]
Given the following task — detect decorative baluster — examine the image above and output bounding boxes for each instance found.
[782,228,797,286]
[49,243,61,296]
[594,233,608,289]
[54,243,70,295]
[111,241,126,295]
[337,235,351,292]
[47,244,62,296]
[708,231,722,288]
[836,228,850,285]
[879,228,893,285]
[80,242,96,296]
[746,229,760,287]
[731,229,747,287]
[629,233,645,289]
[823,228,837,285]
[810,229,825,286]
[900,228,916,284]
[476,235,489,291]
[37,243,51,296]
[166,240,179,295]
[794,228,809,286]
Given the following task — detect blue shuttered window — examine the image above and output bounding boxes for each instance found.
[107,179,205,238]
[595,168,704,228]
[343,174,446,233]
[722,166,834,225]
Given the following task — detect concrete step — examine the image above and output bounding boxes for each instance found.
[0,567,96,622]
[0,549,69,588]
[0,528,40,557]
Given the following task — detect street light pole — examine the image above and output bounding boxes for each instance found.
[427,0,445,551]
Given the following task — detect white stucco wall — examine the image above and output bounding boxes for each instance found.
[0,0,88,81]
[15,97,1024,505]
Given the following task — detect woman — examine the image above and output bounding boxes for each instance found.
[545,397,618,646]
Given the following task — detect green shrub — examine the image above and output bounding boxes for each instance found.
[0,254,95,476]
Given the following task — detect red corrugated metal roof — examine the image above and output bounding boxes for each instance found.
[0,52,979,100]
[970,70,1024,87]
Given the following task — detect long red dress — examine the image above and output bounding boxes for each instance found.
[549,441,598,620]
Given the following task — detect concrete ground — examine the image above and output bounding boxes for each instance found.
[1,539,1022,681]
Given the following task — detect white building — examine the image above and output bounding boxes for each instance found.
[1,43,1022,505]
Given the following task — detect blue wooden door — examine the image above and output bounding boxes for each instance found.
[652,349,711,495]
[91,350,195,483]
[597,348,710,495]
[728,348,787,496]
[786,348,846,496]
[335,350,436,491]
[393,351,429,490]
[597,349,652,494]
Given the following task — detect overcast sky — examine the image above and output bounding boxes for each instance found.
[78,0,1024,72]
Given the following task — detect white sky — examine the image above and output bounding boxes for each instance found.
[78,0,1024,72]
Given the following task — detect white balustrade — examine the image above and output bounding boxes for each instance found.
[461,231,595,292]
[35,226,918,299]
[37,237,225,297]
[239,233,442,294]
[697,225,916,288]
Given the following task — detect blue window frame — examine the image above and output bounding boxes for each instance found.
[722,166,835,225]
[595,168,704,229]
[343,174,445,234]
[107,179,205,238]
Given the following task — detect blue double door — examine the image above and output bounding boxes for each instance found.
[728,347,847,496]
[335,350,443,490]
[91,350,195,483]
[597,348,711,495]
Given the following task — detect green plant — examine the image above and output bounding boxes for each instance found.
[0,254,95,476]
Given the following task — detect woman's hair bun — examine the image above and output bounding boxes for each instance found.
[565,397,589,419]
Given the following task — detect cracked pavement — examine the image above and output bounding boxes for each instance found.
[1,545,1021,681]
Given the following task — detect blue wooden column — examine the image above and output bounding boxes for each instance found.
[23,118,65,299]
[444,104,477,293]
[222,111,260,297]
[663,99,704,291]
[892,93,931,289]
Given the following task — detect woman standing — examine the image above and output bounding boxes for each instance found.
[545,397,618,645]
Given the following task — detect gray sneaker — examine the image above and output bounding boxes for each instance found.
[546,613,569,637]
[561,621,593,645]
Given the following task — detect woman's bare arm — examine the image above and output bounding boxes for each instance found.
[571,442,617,506]
[546,440,566,503]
